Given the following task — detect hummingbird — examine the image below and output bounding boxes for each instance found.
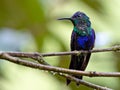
[58,11,95,85]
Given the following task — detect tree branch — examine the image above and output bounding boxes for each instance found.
[61,74,112,90]
[1,46,120,90]
[0,50,120,77]
[0,45,120,58]
[0,53,111,90]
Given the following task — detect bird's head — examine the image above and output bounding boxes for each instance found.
[58,11,91,35]
[58,11,91,27]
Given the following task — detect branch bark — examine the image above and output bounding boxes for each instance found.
[0,53,111,90]
[0,51,120,77]
[61,74,112,90]
[1,46,119,90]
[0,45,120,58]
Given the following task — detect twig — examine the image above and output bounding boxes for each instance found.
[61,74,112,90]
[33,55,111,90]
[0,53,112,90]
[41,45,120,56]
[0,46,120,58]
[0,52,120,77]
[0,46,120,90]
[32,54,111,90]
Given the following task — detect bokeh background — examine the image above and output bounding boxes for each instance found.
[0,0,120,90]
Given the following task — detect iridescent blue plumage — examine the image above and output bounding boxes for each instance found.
[58,11,95,85]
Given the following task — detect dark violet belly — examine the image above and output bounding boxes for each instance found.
[77,35,94,50]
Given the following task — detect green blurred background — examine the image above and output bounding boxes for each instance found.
[0,0,120,90]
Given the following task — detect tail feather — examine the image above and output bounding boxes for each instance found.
[66,53,91,85]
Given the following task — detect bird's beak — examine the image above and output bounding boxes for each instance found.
[58,18,75,26]
[58,18,73,21]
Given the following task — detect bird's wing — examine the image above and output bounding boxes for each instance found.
[69,31,80,69]
[70,31,78,51]
[67,31,83,85]
[92,29,95,40]
[91,29,96,48]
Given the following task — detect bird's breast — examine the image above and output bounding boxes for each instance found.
[77,35,94,50]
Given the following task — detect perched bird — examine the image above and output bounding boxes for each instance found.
[58,11,95,85]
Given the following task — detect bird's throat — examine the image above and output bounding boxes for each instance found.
[73,26,91,36]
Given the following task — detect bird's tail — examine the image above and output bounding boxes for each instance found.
[66,53,91,85]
